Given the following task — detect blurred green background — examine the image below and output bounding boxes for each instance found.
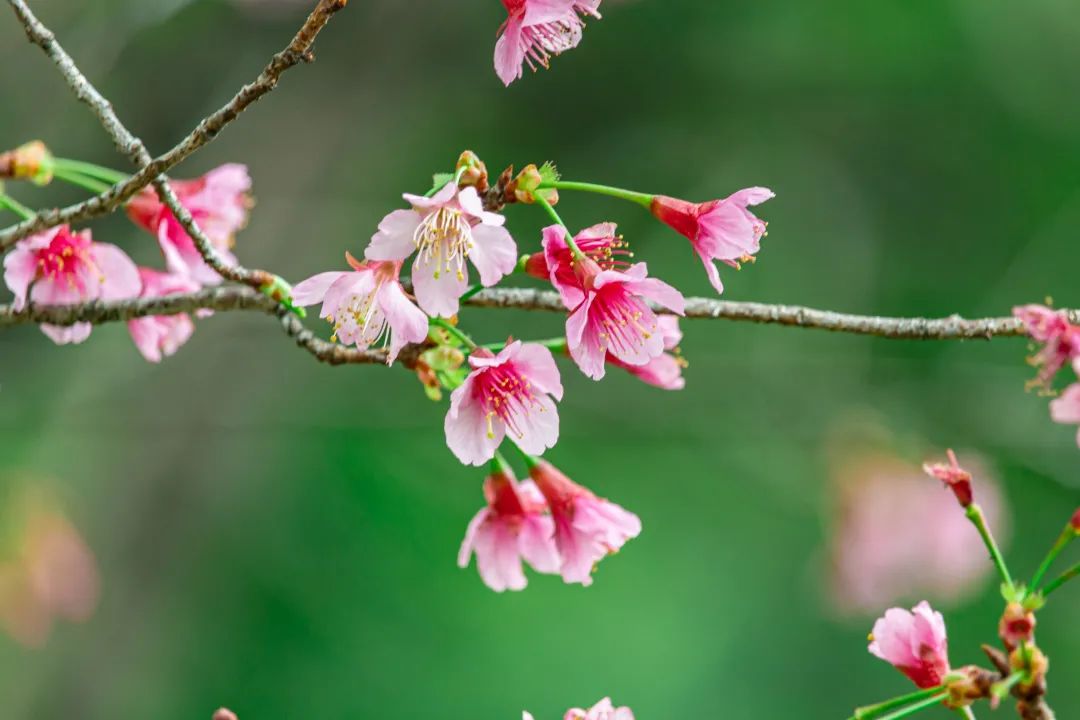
[1,1,1079,718]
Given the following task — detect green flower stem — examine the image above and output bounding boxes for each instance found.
[875,692,949,720]
[460,284,485,303]
[424,165,467,198]
[966,502,1014,590]
[1031,522,1076,590]
[1042,561,1079,598]
[991,670,1026,701]
[532,193,586,261]
[491,450,514,477]
[51,167,113,194]
[850,686,946,720]
[955,707,976,720]
[52,158,128,184]
[0,191,35,220]
[430,317,477,351]
[541,180,654,209]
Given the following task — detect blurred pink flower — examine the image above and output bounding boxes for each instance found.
[828,450,1007,615]
[529,460,640,586]
[3,225,140,344]
[565,698,635,720]
[649,188,773,294]
[445,341,563,466]
[365,183,516,318]
[127,268,202,363]
[458,462,560,591]
[0,490,100,648]
[494,0,602,86]
[607,315,686,390]
[127,164,251,285]
[868,601,950,689]
[1013,304,1080,390]
[292,254,428,364]
[1049,378,1080,447]
[212,708,239,720]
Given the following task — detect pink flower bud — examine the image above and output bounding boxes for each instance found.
[1071,507,1080,533]
[999,602,1036,651]
[923,449,974,508]
[868,601,951,689]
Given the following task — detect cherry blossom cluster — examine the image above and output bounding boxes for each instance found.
[851,451,1078,720]
[287,151,772,590]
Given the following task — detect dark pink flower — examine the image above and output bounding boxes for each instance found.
[650,187,773,294]
[922,449,974,508]
[529,460,640,586]
[127,164,251,285]
[127,268,201,363]
[607,315,685,390]
[869,601,950,689]
[365,183,516,318]
[458,462,560,592]
[538,222,634,307]
[291,253,429,364]
[494,0,602,86]
[3,225,139,345]
[445,341,563,466]
[1013,304,1080,390]
[542,225,685,380]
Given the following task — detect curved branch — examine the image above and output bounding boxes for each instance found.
[0,285,1062,345]
[0,0,347,251]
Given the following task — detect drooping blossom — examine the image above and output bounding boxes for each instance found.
[365,182,517,318]
[608,315,686,390]
[529,460,640,586]
[1013,304,1080,389]
[127,164,251,285]
[543,224,684,380]
[922,449,973,508]
[2,225,140,345]
[529,222,633,306]
[1049,375,1080,447]
[650,187,774,294]
[291,253,428,364]
[494,0,602,86]
[828,447,1007,615]
[458,459,560,591]
[126,268,202,363]
[869,601,950,689]
[0,486,100,648]
[445,341,563,466]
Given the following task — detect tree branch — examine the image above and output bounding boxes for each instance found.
[0,286,1066,358]
[0,0,347,251]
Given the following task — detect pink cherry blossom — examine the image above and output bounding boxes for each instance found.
[3,225,140,345]
[564,698,635,720]
[494,0,602,86]
[126,268,202,363]
[127,164,251,285]
[828,449,1007,615]
[869,601,951,689]
[537,222,633,307]
[1013,304,1080,389]
[529,460,640,586]
[291,253,428,364]
[365,183,517,318]
[1049,379,1080,447]
[922,449,973,508]
[607,315,686,390]
[542,225,685,380]
[458,462,560,591]
[650,187,774,294]
[444,341,563,465]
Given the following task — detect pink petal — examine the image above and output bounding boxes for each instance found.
[468,224,518,286]
[292,271,349,307]
[519,514,560,574]
[377,280,430,364]
[511,342,564,400]
[365,209,421,262]
[630,276,686,315]
[445,384,503,466]
[506,393,560,457]
[90,243,141,301]
[3,244,39,311]
[412,254,468,318]
[494,14,527,86]
[40,322,92,345]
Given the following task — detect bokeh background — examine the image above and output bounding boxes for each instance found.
[2,1,1080,718]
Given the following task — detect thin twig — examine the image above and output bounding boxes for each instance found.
[0,285,1068,342]
[0,0,347,251]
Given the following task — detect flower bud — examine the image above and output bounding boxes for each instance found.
[510,164,558,205]
[0,141,54,185]
[999,601,1036,650]
[923,449,973,508]
[523,251,550,280]
[212,709,238,720]
[944,665,994,708]
[1071,507,1080,534]
[1010,644,1049,691]
[456,150,488,193]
